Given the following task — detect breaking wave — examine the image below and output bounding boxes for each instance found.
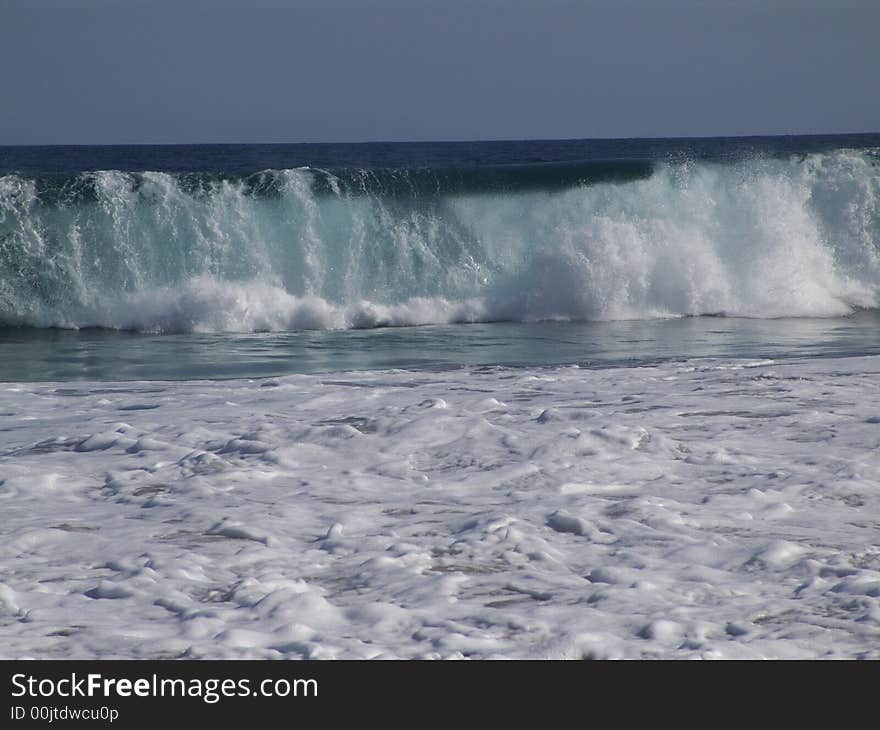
[1,149,878,332]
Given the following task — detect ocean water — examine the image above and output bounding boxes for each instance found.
[3,136,880,660]
[2,134,879,379]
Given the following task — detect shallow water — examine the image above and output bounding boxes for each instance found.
[2,311,879,381]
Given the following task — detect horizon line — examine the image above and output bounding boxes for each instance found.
[2,130,879,149]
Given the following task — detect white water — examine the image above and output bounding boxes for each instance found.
[2,149,879,331]
[2,355,879,658]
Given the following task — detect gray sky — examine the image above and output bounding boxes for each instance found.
[1,1,878,144]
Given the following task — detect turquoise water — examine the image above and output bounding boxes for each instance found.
[2,311,879,381]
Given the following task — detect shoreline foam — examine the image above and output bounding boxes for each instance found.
[2,356,879,659]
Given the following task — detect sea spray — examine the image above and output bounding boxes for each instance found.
[1,149,877,332]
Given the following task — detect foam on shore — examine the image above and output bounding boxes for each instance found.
[2,356,879,659]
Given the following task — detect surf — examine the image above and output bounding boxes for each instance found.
[1,148,878,332]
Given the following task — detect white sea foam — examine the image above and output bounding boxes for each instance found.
[87,276,489,333]
[2,355,880,659]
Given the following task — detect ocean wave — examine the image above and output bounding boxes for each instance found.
[1,149,878,331]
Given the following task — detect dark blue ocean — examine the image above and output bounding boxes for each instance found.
[1,134,879,380]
